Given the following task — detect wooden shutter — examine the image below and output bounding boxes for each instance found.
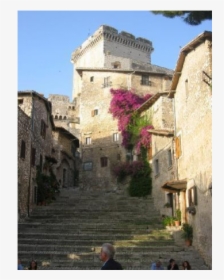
[175,136,182,158]
[148,145,152,160]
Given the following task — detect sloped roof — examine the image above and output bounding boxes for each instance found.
[168,31,212,98]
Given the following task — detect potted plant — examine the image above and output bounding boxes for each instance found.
[174,209,181,226]
[181,223,193,246]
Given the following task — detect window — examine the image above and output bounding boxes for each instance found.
[188,186,197,206]
[103,77,111,87]
[20,140,26,159]
[175,136,182,159]
[40,120,47,139]
[91,109,98,117]
[117,154,121,160]
[113,133,119,142]
[100,157,108,167]
[83,161,93,171]
[154,159,159,175]
[18,99,23,105]
[141,75,151,86]
[168,149,173,167]
[31,147,36,166]
[90,76,94,82]
[86,137,91,145]
[126,150,133,162]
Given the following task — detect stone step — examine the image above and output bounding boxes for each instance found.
[18,188,209,270]
[18,252,208,270]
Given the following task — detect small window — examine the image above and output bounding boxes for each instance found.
[113,133,119,142]
[141,75,151,86]
[117,154,121,161]
[90,76,94,82]
[18,99,23,105]
[168,149,173,167]
[86,137,91,145]
[55,115,58,119]
[154,159,159,175]
[103,77,111,87]
[100,157,108,167]
[40,120,47,139]
[20,140,26,159]
[31,147,36,166]
[59,116,62,120]
[64,116,67,120]
[175,136,182,159]
[126,150,133,162]
[83,161,93,171]
[91,109,98,116]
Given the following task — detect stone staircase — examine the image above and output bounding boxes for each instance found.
[18,187,209,270]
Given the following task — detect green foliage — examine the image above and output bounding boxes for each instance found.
[151,11,212,25]
[162,216,174,227]
[181,223,193,240]
[176,209,181,221]
[35,159,60,204]
[128,113,151,145]
[128,157,152,197]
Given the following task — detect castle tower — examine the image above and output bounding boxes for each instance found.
[70,25,173,190]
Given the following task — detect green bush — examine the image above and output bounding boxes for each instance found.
[127,148,152,197]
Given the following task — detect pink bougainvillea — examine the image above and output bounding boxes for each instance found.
[109,88,153,150]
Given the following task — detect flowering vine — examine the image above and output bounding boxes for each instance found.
[109,88,153,152]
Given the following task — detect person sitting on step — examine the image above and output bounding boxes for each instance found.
[151,260,164,270]
[28,260,37,270]
[167,258,179,270]
[182,260,191,270]
[100,243,123,270]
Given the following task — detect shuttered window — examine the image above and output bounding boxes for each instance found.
[175,136,182,158]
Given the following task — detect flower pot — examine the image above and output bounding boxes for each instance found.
[174,220,180,227]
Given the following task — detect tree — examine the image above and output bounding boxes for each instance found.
[151,11,212,25]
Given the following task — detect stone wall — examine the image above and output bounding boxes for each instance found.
[52,129,79,188]
[18,106,31,219]
[174,38,212,267]
[140,96,175,215]
[18,93,54,216]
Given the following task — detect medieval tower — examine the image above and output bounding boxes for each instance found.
[54,25,174,190]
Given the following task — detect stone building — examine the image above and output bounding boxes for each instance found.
[48,94,80,139]
[70,25,173,189]
[136,92,176,217]
[168,31,212,267]
[136,31,212,268]
[18,91,80,218]
[18,90,55,218]
[52,126,80,188]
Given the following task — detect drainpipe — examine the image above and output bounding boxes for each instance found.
[27,91,34,217]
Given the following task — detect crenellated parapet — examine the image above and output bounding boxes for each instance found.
[71,25,154,64]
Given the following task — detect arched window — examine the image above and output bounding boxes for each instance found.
[59,116,62,120]
[55,115,58,119]
[64,116,67,120]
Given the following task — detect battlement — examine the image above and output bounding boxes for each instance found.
[71,25,154,64]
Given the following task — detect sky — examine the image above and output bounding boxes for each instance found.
[18,11,212,100]
[1,1,224,279]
